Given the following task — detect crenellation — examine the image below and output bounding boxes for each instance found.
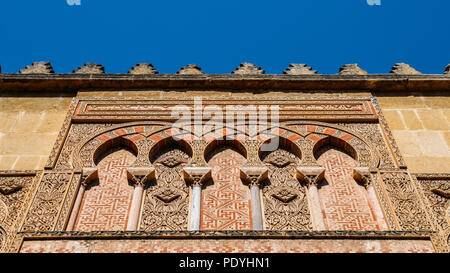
[73,63,105,74]
[390,63,422,75]
[19,62,54,74]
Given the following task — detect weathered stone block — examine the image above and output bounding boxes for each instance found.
[383,110,405,130]
[417,110,450,130]
[400,110,423,130]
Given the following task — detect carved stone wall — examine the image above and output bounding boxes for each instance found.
[139,148,190,231]
[1,95,447,253]
[262,149,312,230]
[74,148,136,231]
[414,174,450,252]
[0,171,39,252]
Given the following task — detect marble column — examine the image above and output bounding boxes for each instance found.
[297,167,326,231]
[66,181,86,231]
[126,182,144,231]
[240,166,268,231]
[183,166,211,231]
[125,167,155,231]
[190,182,202,231]
[66,168,97,231]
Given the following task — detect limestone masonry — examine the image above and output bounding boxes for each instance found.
[0,62,449,253]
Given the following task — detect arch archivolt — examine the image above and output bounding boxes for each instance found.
[72,120,379,173]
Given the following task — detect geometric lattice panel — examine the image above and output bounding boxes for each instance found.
[201,148,252,230]
[317,147,381,231]
[74,149,136,231]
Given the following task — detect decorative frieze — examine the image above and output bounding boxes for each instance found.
[21,172,72,232]
[72,97,378,122]
[381,172,432,231]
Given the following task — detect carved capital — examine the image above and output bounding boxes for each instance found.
[81,168,98,187]
[183,166,211,187]
[240,166,268,187]
[296,167,325,187]
[127,167,156,187]
[353,167,372,188]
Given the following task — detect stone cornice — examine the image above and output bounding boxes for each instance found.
[0,73,449,92]
[17,230,434,240]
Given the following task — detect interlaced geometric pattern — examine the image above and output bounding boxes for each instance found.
[317,147,380,231]
[201,148,252,230]
[74,149,136,231]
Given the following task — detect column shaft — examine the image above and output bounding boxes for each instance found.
[309,184,326,231]
[189,185,202,231]
[126,184,144,231]
[251,184,263,230]
[66,184,85,231]
[367,185,388,230]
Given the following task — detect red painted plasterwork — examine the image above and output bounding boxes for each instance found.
[201,148,252,230]
[317,147,380,231]
[74,149,136,231]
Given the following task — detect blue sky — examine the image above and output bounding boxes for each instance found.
[0,0,449,74]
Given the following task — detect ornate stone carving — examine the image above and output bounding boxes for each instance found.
[183,166,211,187]
[0,173,36,245]
[19,62,54,74]
[0,182,23,195]
[382,172,432,231]
[338,64,368,75]
[127,167,155,187]
[240,166,268,187]
[232,63,264,75]
[417,175,449,234]
[353,167,371,188]
[296,167,325,187]
[21,173,72,232]
[140,149,190,231]
[262,149,312,230]
[283,64,317,75]
[128,63,158,75]
[390,63,421,75]
[0,226,5,250]
[72,97,378,122]
[73,63,105,74]
[445,64,450,76]
[176,64,204,75]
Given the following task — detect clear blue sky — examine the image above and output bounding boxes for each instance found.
[0,0,449,74]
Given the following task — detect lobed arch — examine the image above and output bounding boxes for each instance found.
[73,121,194,169]
[149,136,193,164]
[204,138,248,163]
[72,120,380,170]
[256,121,380,169]
[258,136,302,163]
[93,137,138,166]
[313,136,358,162]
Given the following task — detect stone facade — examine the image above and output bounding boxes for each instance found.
[0,63,449,253]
